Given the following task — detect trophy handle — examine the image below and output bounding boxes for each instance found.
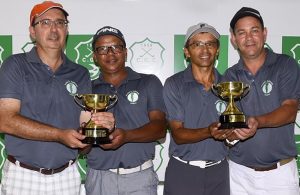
[239,84,250,99]
[105,94,118,111]
[211,84,218,97]
[211,84,226,100]
[74,94,87,111]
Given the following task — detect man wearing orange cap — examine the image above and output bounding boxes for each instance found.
[0,1,114,194]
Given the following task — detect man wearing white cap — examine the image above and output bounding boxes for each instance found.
[0,1,114,194]
[163,22,231,195]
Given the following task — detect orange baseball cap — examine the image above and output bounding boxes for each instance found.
[30,1,69,25]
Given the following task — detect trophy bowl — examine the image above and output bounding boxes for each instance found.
[74,94,118,144]
[212,81,250,129]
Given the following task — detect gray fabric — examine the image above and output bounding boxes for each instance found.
[0,47,92,168]
[164,157,230,195]
[87,67,166,169]
[184,23,220,46]
[85,167,158,195]
[223,49,300,167]
[163,65,228,161]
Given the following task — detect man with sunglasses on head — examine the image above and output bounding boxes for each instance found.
[84,26,167,195]
[163,23,231,195]
[0,1,114,194]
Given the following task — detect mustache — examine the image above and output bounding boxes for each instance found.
[48,32,59,40]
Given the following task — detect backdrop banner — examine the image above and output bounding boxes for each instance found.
[0,1,299,194]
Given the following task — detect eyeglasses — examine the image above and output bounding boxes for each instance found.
[33,19,69,28]
[188,41,218,49]
[95,45,125,55]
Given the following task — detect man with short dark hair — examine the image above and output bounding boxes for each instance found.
[163,22,231,195]
[225,7,300,195]
[84,26,167,195]
[0,1,113,194]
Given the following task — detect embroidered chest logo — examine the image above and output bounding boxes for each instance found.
[261,80,273,96]
[215,100,227,115]
[126,91,139,104]
[65,81,78,96]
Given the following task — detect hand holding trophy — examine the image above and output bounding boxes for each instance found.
[212,81,250,129]
[74,94,118,144]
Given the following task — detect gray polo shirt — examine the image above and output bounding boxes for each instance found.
[0,48,91,168]
[87,67,166,170]
[163,65,228,161]
[223,49,300,167]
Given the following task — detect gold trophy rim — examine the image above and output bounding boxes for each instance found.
[75,93,118,111]
[212,81,250,100]
[74,93,118,144]
[211,81,250,129]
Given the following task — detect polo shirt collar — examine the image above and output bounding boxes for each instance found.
[97,66,141,84]
[235,48,276,71]
[26,47,72,69]
[183,64,222,84]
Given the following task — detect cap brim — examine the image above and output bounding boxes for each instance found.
[31,6,69,25]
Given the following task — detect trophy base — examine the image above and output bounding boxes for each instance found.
[219,114,248,129]
[219,122,248,129]
[82,128,111,145]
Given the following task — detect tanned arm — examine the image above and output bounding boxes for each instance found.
[0,98,87,148]
[169,120,231,145]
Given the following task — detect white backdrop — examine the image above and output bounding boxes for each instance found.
[0,0,300,194]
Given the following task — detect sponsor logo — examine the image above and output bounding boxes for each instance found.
[21,42,35,53]
[77,154,87,182]
[290,43,300,65]
[65,80,78,96]
[295,134,300,179]
[126,90,139,104]
[282,36,300,66]
[98,27,119,34]
[0,35,13,67]
[129,38,165,74]
[174,35,228,74]
[0,46,3,66]
[261,80,273,96]
[154,141,164,172]
[66,35,99,80]
[0,134,6,180]
[215,100,227,115]
[264,43,273,51]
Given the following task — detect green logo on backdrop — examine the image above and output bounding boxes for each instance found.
[174,35,228,74]
[66,35,100,80]
[0,35,12,179]
[282,36,300,66]
[295,134,300,178]
[282,37,300,154]
[22,42,35,53]
[129,38,165,74]
[65,35,98,181]
[0,35,13,67]
[154,141,164,172]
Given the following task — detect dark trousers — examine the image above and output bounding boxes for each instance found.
[164,156,230,195]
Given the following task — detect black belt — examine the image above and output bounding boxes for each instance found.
[247,158,294,171]
[7,155,75,175]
